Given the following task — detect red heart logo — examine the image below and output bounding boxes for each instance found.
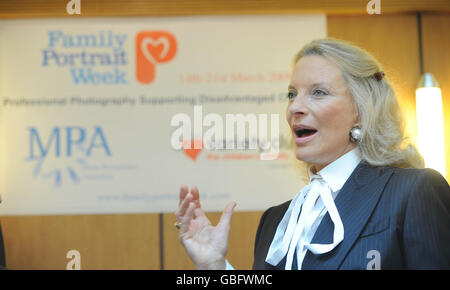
[182,140,203,161]
[136,31,177,84]
[146,41,165,62]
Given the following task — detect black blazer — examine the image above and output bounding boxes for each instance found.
[253,161,450,270]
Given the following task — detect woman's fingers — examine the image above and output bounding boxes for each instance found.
[179,202,196,234]
[178,185,189,206]
[176,193,192,222]
[175,185,202,227]
[190,186,201,208]
[217,202,237,230]
[178,185,200,209]
[177,186,235,241]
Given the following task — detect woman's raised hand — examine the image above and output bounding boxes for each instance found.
[175,185,236,270]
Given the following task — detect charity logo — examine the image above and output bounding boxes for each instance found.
[136,31,177,84]
[170,106,281,162]
[182,139,203,161]
[26,126,112,187]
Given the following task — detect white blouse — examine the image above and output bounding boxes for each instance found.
[226,148,361,270]
[265,148,362,269]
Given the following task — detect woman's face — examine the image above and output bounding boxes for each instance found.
[286,55,358,172]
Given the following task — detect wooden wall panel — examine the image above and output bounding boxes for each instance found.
[0,214,160,269]
[421,12,450,181]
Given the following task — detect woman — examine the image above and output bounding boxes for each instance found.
[175,38,450,270]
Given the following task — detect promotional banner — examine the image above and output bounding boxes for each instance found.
[0,15,326,215]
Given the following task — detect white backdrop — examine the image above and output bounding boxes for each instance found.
[0,15,326,215]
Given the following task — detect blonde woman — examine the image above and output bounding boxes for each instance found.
[175,38,450,270]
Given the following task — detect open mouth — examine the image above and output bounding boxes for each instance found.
[295,128,318,138]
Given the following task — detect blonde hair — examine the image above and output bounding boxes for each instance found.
[295,38,424,169]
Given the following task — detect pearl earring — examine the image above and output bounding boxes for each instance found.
[349,126,362,143]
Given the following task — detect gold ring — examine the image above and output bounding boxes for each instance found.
[174,222,182,229]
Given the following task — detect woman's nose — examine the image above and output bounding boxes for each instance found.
[288,95,309,117]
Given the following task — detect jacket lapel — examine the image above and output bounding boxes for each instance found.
[301,161,394,270]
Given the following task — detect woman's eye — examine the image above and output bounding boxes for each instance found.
[287,90,297,100]
[313,89,328,96]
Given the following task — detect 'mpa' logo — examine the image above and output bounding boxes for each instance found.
[136,31,177,84]
[26,126,111,187]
